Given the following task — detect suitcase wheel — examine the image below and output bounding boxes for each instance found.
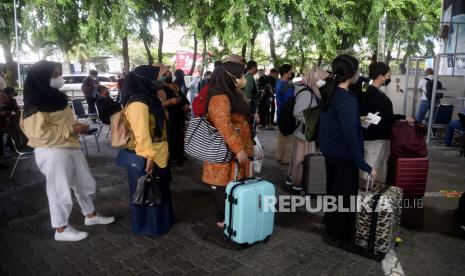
[263,235,271,244]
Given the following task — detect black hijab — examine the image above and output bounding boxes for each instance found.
[120,65,165,138]
[207,61,249,116]
[173,69,186,92]
[22,60,68,118]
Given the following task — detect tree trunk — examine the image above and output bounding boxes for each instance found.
[241,43,247,58]
[222,41,229,55]
[157,13,164,63]
[385,49,393,66]
[299,47,305,73]
[80,60,85,73]
[1,40,17,86]
[142,37,154,65]
[250,30,258,60]
[122,37,130,73]
[371,51,377,64]
[189,32,198,76]
[1,41,15,71]
[201,34,208,76]
[265,15,277,67]
[317,54,323,67]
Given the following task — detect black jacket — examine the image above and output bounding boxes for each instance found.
[96,96,122,125]
[361,85,405,141]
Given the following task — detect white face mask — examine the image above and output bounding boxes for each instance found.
[50,76,65,89]
[235,75,246,89]
[316,79,326,88]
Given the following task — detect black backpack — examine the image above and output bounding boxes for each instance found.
[277,85,307,136]
[424,78,443,101]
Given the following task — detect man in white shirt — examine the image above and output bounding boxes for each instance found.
[415,68,434,123]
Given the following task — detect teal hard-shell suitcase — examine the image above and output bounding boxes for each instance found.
[224,163,275,245]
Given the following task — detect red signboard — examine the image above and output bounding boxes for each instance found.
[175,51,202,75]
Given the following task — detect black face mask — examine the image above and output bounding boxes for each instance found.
[384,78,391,86]
[289,72,295,80]
[165,77,173,83]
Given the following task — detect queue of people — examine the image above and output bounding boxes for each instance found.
[8,52,459,256]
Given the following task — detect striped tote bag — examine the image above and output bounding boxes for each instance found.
[184,117,234,163]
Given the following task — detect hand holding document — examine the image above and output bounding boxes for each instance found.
[362,112,381,129]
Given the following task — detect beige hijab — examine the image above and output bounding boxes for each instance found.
[151,62,168,78]
[302,67,330,99]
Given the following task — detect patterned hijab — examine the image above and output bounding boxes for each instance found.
[302,67,330,99]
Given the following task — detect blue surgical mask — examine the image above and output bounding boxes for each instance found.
[159,76,166,83]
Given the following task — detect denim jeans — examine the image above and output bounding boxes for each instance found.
[444,119,465,146]
[415,99,431,123]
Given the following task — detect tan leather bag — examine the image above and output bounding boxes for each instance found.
[110,105,129,148]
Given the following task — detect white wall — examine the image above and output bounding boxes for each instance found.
[384,74,465,118]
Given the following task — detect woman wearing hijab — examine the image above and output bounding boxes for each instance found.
[116,65,174,237]
[21,60,114,242]
[161,70,190,165]
[174,69,187,95]
[202,54,253,228]
[285,67,330,195]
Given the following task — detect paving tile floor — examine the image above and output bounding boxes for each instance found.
[0,128,464,276]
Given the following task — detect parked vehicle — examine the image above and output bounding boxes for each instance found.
[60,74,119,100]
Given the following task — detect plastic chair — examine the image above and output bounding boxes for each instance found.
[430,104,453,139]
[71,99,100,155]
[432,104,453,128]
[71,99,98,119]
[95,104,111,139]
[5,116,34,179]
[80,128,100,156]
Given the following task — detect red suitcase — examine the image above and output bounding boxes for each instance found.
[389,157,429,198]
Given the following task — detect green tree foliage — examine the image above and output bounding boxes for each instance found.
[3,0,442,75]
[31,0,81,62]
[366,0,442,65]
[0,0,25,82]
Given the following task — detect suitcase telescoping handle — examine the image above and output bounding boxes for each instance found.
[365,175,375,192]
[234,157,254,182]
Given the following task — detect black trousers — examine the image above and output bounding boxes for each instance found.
[214,186,226,223]
[258,103,271,126]
[324,156,360,241]
[86,96,97,114]
[168,118,185,163]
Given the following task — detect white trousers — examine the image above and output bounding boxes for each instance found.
[35,147,96,228]
[363,140,390,183]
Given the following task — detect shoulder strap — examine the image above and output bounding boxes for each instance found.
[296,86,316,109]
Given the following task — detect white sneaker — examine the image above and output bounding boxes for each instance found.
[54,225,89,242]
[84,214,115,226]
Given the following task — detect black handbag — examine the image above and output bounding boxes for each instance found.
[132,174,163,206]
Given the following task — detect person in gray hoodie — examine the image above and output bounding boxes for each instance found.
[285,68,330,195]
